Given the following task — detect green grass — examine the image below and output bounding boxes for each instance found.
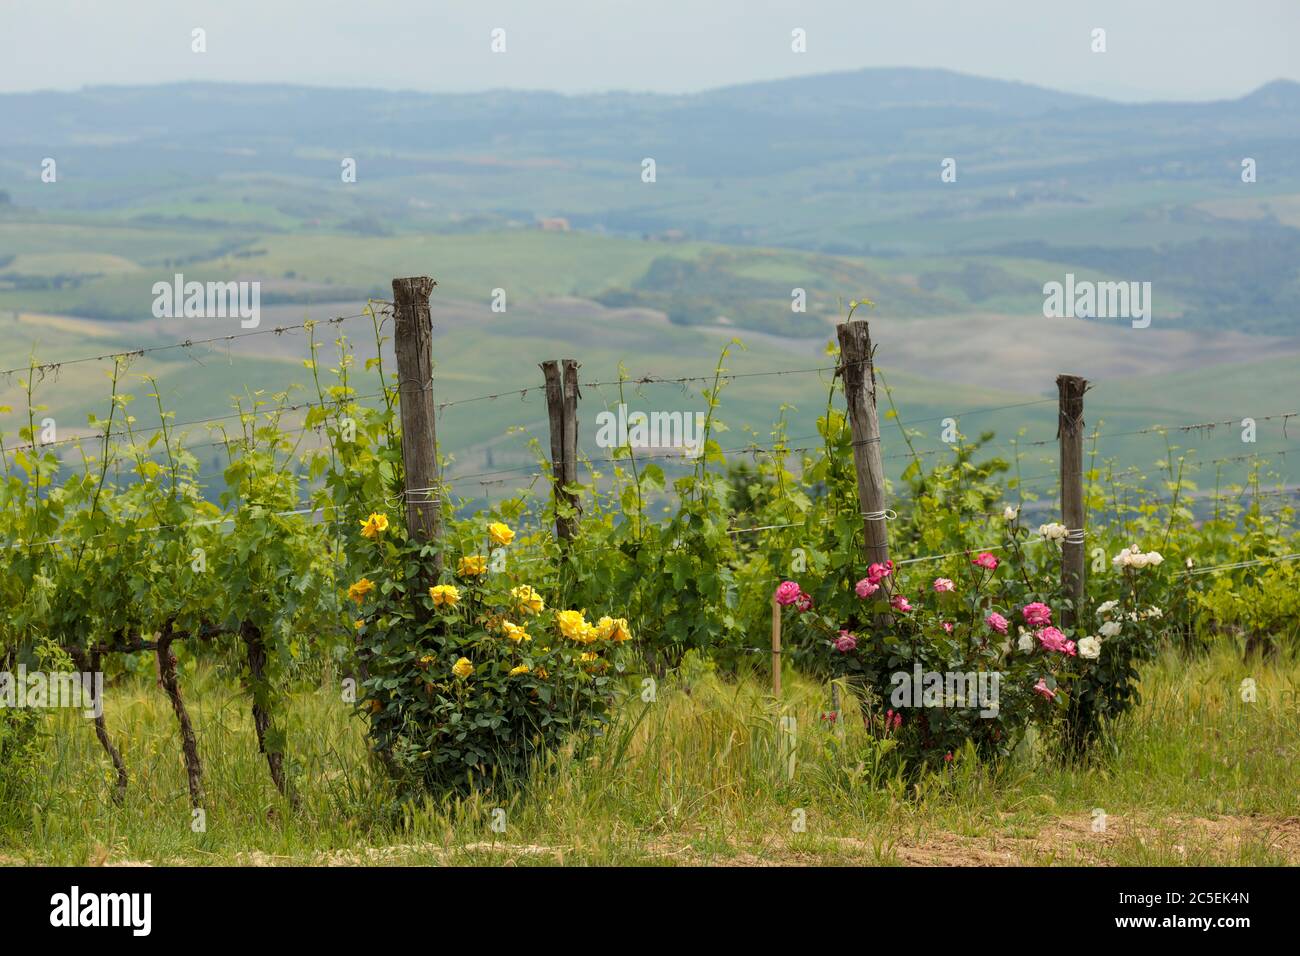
[5,644,1296,866]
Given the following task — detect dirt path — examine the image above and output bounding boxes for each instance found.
[9,813,1296,867]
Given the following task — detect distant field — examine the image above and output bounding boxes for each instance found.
[5,280,1295,502]
[1,188,1296,499]
[0,221,1201,329]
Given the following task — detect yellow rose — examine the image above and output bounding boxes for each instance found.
[353,618,365,630]
[556,609,594,642]
[488,522,515,547]
[451,657,474,679]
[359,512,389,540]
[457,554,488,577]
[511,584,545,615]
[347,577,376,604]
[501,620,532,644]
[508,664,531,676]
[428,584,461,608]
[604,617,632,642]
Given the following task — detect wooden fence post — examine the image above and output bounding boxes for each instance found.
[541,359,582,544]
[836,321,892,583]
[392,276,444,573]
[1057,374,1088,628]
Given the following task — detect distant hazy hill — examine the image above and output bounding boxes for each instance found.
[0,67,1103,142]
[4,68,1296,198]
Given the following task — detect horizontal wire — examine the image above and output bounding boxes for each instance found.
[0,309,384,379]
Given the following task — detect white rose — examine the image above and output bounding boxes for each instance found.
[1144,606,1163,619]
[1146,551,1164,566]
[1130,552,1149,569]
[1112,549,1131,568]
[1003,506,1019,521]
[1017,632,1035,653]
[1078,636,1102,659]
[1099,620,1122,638]
[1096,600,1118,617]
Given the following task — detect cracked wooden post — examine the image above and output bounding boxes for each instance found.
[836,320,892,601]
[1059,373,1093,755]
[1057,374,1088,628]
[541,359,582,545]
[392,276,444,574]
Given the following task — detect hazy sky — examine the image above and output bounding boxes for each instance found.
[2,0,1296,101]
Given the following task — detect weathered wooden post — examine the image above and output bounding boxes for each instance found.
[836,320,892,584]
[392,276,444,573]
[540,359,582,544]
[1057,374,1088,627]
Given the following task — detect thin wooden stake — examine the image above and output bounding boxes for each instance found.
[770,592,782,697]
[392,276,444,573]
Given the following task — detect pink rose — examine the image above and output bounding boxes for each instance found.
[972,552,999,571]
[795,593,813,612]
[942,621,954,634]
[1022,602,1052,627]
[890,594,913,613]
[943,752,954,763]
[866,560,894,586]
[985,611,1009,635]
[885,708,903,730]
[834,630,858,653]
[855,578,880,599]
[932,577,955,593]
[1033,678,1056,700]
[774,581,802,606]
[1035,626,1076,656]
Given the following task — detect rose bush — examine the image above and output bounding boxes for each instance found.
[348,516,632,797]
[777,513,1170,766]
